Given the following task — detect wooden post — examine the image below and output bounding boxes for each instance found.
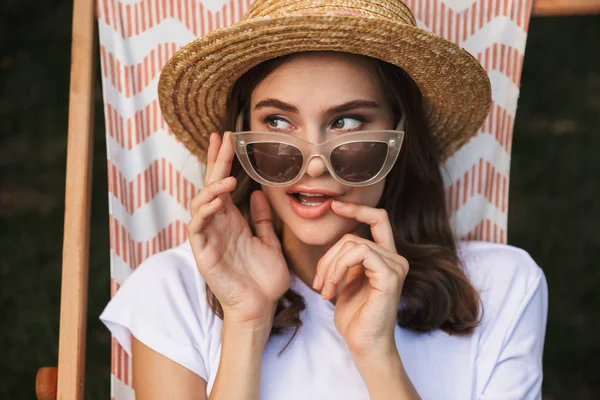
[56,0,96,397]
[533,0,600,15]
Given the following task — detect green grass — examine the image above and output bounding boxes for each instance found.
[0,1,599,398]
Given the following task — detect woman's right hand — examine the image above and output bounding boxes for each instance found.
[187,131,291,329]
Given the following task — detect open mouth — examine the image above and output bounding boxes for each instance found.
[285,187,342,219]
[289,192,334,207]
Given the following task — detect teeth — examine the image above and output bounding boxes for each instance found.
[298,192,326,197]
[299,201,321,207]
[291,192,332,207]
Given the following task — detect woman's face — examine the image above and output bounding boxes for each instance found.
[249,52,396,246]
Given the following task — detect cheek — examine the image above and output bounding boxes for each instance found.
[350,180,385,207]
[261,186,288,214]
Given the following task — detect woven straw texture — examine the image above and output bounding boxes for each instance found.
[157,0,491,163]
[97,0,533,398]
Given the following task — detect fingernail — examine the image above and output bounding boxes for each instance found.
[332,199,344,206]
[222,176,234,185]
[312,275,319,289]
[321,282,331,299]
[315,274,324,290]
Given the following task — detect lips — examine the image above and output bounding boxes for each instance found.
[285,186,343,197]
[286,188,342,219]
[288,194,334,219]
[294,192,332,205]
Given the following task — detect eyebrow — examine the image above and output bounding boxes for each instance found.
[253,98,382,115]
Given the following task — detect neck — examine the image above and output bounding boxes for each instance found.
[282,225,331,294]
[281,223,371,300]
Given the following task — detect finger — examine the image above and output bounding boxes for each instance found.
[204,132,221,183]
[335,235,405,273]
[189,176,236,215]
[208,131,235,184]
[322,243,397,300]
[187,197,225,235]
[315,233,406,291]
[336,236,409,279]
[314,234,359,290]
[319,241,360,298]
[330,200,396,252]
[250,190,281,249]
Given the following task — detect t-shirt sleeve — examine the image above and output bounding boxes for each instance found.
[475,249,549,400]
[99,246,219,381]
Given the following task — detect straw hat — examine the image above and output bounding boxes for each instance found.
[158,0,492,163]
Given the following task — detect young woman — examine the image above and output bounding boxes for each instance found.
[100,1,548,399]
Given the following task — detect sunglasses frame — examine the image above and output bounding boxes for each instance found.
[230,112,405,187]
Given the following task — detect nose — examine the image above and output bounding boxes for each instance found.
[305,155,329,178]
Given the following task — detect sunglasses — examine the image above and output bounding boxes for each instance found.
[231,113,405,187]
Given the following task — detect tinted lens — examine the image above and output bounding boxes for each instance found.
[330,141,388,182]
[247,142,303,183]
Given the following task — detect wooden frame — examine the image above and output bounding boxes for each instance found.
[35,0,96,398]
[35,0,600,398]
[533,0,600,16]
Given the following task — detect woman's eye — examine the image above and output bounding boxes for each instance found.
[265,116,291,131]
[332,117,362,131]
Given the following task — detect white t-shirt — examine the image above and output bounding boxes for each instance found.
[100,240,548,399]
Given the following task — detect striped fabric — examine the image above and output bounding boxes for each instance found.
[97,0,532,397]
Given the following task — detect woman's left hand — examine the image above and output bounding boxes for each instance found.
[313,199,409,358]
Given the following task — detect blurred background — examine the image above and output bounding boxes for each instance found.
[1,0,599,399]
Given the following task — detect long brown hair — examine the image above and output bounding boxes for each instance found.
[205,52,482,348]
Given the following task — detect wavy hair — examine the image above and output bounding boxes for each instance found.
[204,52,482,352]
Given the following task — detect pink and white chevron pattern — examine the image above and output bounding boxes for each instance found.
[97,0,532,397]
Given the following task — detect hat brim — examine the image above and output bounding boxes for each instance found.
[158,14,491,163]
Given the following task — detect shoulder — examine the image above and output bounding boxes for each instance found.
[458,241,546,301]
[127,240,200,288]
[116,240,219,330]
[457,241,548,343]
[455,242,548,397]
[102,239,211,324]
[101,241,222,349]
[100,241,221,379]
